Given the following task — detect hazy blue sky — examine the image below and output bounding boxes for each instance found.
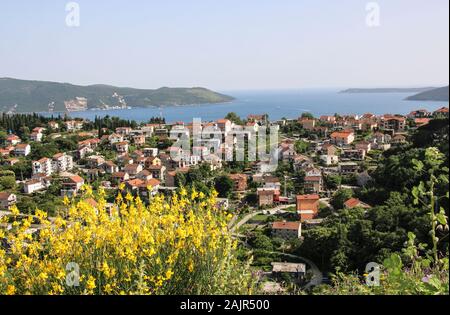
[0,0,448,90]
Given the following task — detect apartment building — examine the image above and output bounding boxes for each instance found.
[330,130,355,146]
[32,158,53,176]
[13,144,31,156]
[52,153,74,173]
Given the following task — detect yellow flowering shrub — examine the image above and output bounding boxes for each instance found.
[0,187,254,295]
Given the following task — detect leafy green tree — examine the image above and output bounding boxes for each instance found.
[326,175,342,190]
[16,196,37,215]
[411,147,449,263]
[313,164,449,295]
[300,147,449,275]
[0,130,7,145]
[10,161,32,180]
[30,142,59,160]
[244,192,257,206]
[175,172,187,188]
[251,233,274,251]
[331,189,353,210]
[0,170,15,177]
[214,175,234,198]
[373,148,425,192]
[44,182,63,197]
[157,138,173,150]
[19,126,30,140]
[54,137,78,151]
[0,176,17,190]
[295,140,309,153]
[145,136,159,148]
[301,112,314,119]
[412,118,449,157]
[292,169,306,193]
[225,112,243,125]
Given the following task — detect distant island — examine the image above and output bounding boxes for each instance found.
[340,87,436,94]
[0,78,234,113]
[406,86,449,102]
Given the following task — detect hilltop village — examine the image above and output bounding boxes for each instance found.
[0,106,448,292]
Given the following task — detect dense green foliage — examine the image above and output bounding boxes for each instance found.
[0,113,60,137]
[214,175,234,198]
[225,112,244,125]
[299,122,449,279]
[314,147,449,295]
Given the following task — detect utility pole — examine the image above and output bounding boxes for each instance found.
[284,174,288,197]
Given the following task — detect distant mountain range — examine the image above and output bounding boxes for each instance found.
[406,86,449,102]
[341,86,449,102]
[0,78,234,113]
[340,87,436,94]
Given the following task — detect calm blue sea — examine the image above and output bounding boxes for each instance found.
[43,89,449,123]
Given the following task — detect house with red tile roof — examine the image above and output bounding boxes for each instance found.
[0,148,11,157]
[304,176,323,193]
[298,118,316,131]
[133,135,146,146]
[123,163,143,176]
[104,161,119,174]
[148,165,166,181]
[115,127,133,135]
[112,172,130,183]
[331,130,355,146]
[165,167,190,187]
[14,143,31,156]
[229,173,248,192]
[433,107,449,118]
[24,179,46,194]
[136,170,153,181]
[30,128,45,142]
[6,134,21,146]
[247,114,267,124]
[408,109,431,119]
[319,115,336,123]
[381,115,406,131]
[78,138,100,150]
[344,198,371,210]
[257,189,276,207]
[414,118,431,127]
[217,119,232,135]
[296,194,320,222]
[0,192,17,210]
[115,141,129,154]
[125,178,145,191]
[61,175,85,197]
[355,141,372,154]
[272,221,302,239]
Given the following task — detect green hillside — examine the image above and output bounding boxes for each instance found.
[340,87,435,93]
[406,86,449,101]
[0,78,234,113]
